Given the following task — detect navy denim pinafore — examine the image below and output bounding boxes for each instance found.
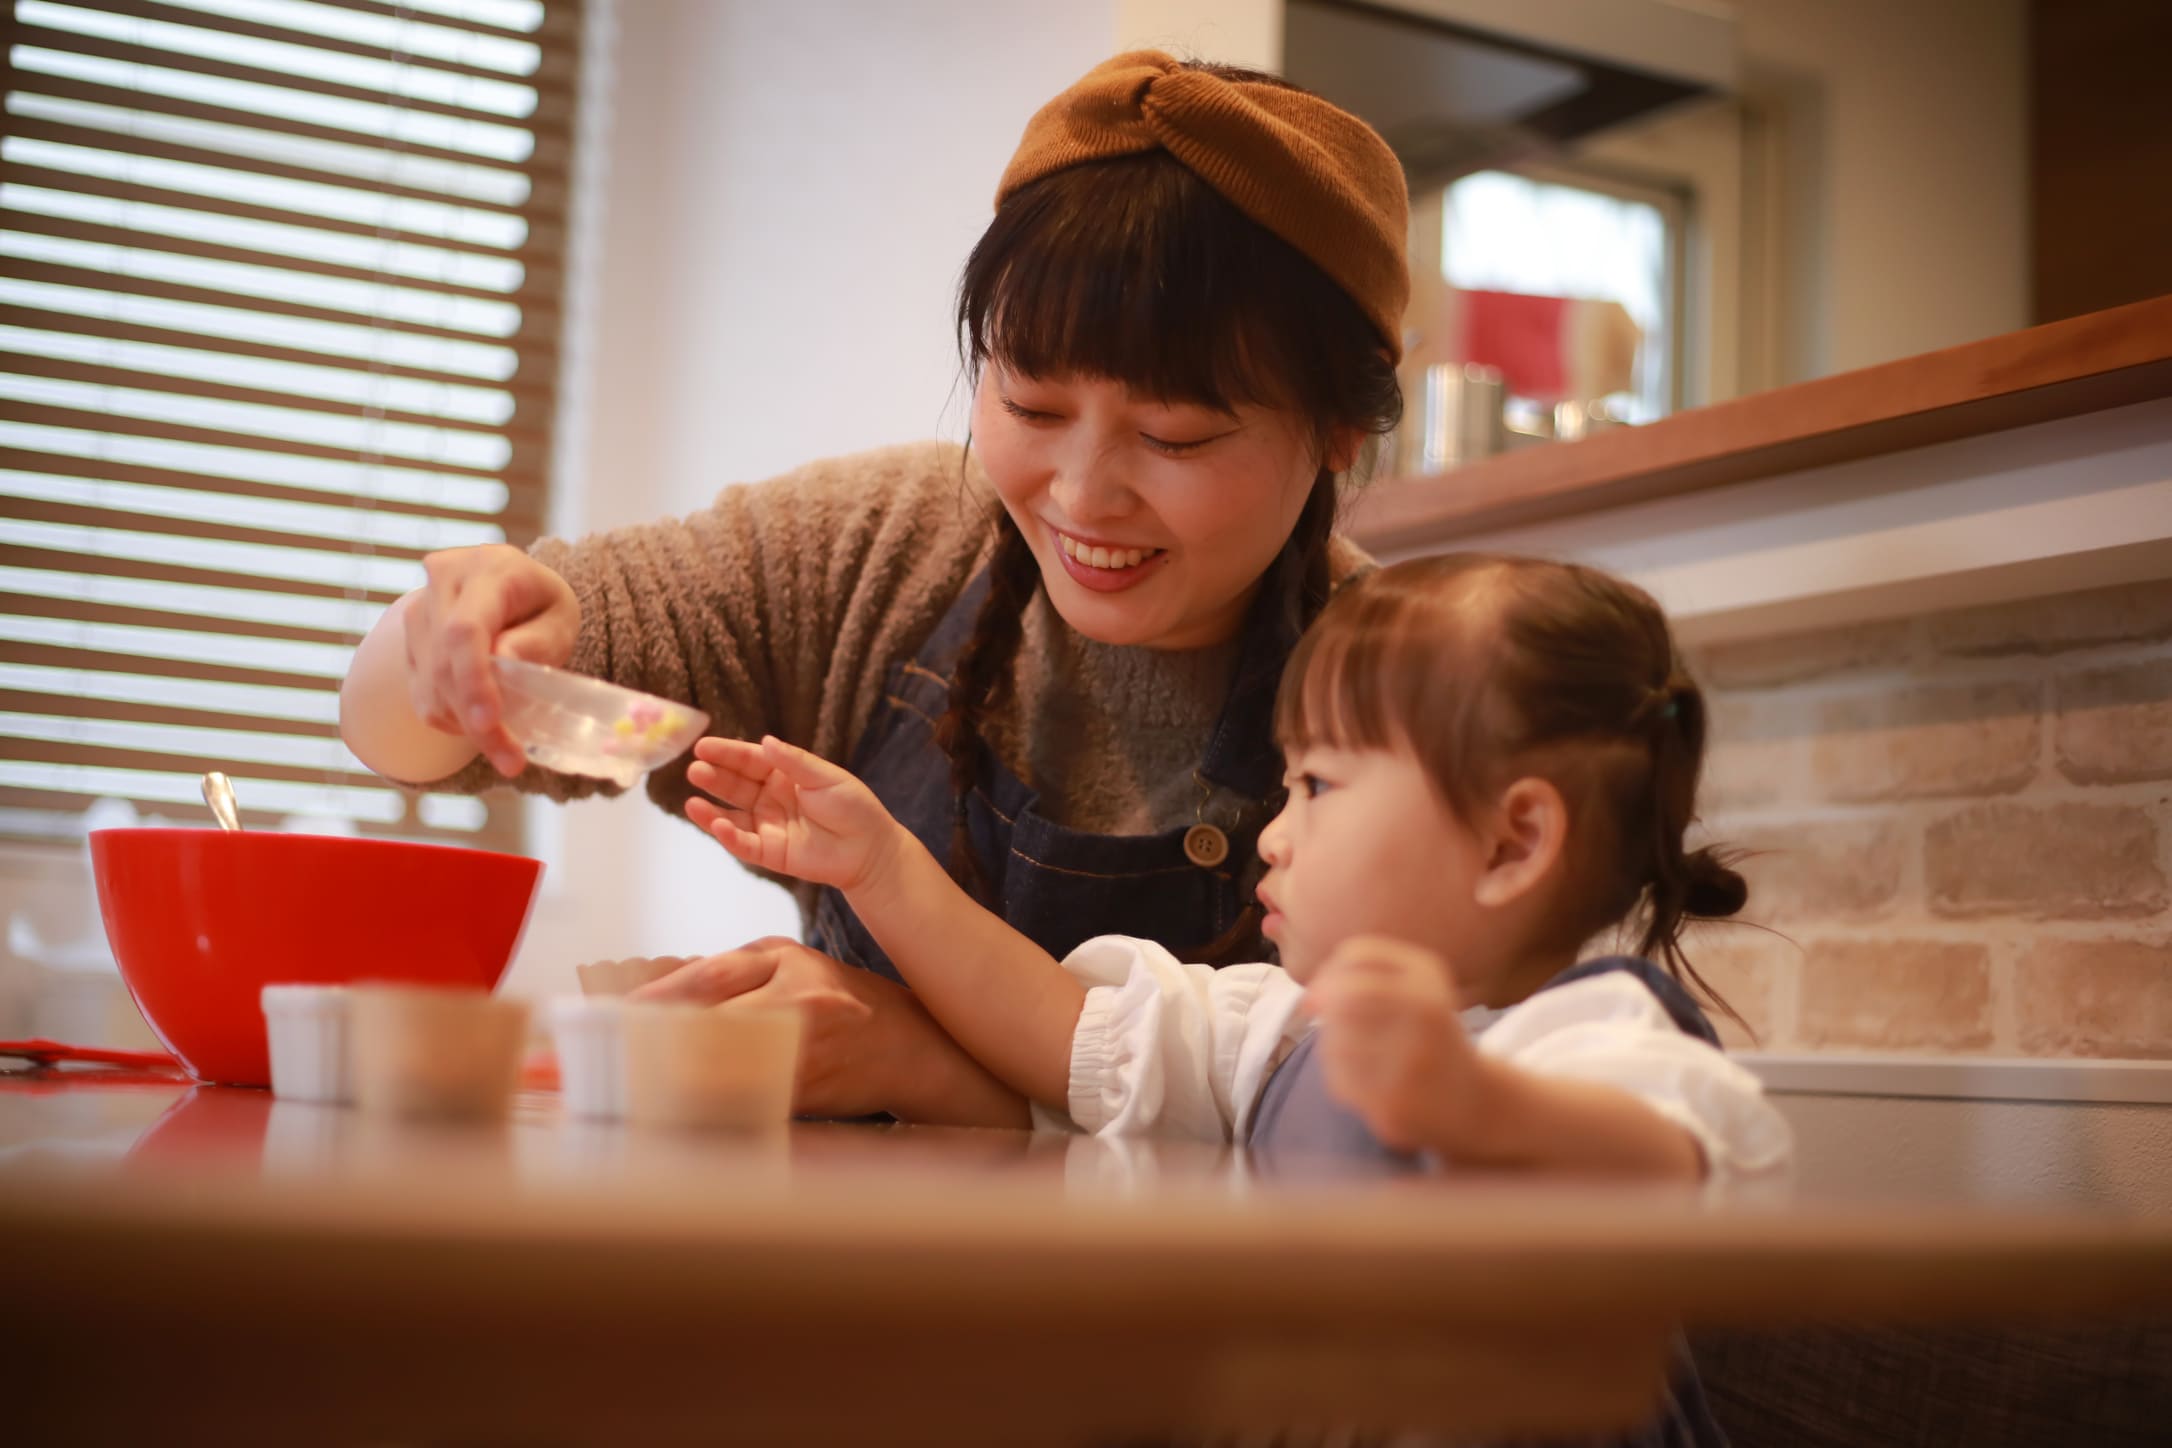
[809,567,1296,981]
[1246,956,1733,1448]
[1246,956,1724,1171]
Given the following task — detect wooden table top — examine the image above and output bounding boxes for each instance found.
[6,1073,2170,1445]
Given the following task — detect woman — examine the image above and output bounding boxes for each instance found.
[339,51,1408,1125]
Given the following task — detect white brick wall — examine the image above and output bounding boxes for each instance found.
[1682,579,2172,1058]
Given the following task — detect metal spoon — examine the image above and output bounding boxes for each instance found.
[201,771,242,832]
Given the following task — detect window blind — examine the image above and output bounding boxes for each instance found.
[0,0,580,849]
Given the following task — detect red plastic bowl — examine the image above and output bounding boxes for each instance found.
[90,828,543,1088]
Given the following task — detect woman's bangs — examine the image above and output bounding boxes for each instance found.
[962,159,1298,412]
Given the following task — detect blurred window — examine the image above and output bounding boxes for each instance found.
[1440,166,1684,423]
[0,0,580,847]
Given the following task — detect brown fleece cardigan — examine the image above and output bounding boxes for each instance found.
[431,440,1368,927]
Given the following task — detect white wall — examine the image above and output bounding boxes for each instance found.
[510,1,1125,992]
[1551,0,2029,400]
[1736,0,2029,380]
[1118,0,1281,68]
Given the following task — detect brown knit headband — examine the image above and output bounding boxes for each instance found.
[996,50,1410,361]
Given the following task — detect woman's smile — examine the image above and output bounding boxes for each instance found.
[1051,526,1169,592]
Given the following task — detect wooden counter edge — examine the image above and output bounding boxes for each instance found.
[1347,293,2172,551]
[5,1170,2170,1330]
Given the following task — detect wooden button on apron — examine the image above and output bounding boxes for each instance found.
[1183,823,1230,869]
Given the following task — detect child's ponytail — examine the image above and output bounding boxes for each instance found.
[1633,675,1751,1030]
[1682,847,1751,920]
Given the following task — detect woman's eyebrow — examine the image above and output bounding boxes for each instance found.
[1137,390,1244,420]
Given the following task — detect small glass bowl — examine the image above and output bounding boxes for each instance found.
[548,995,626,1121]
[348,984,531,1121]
[261,983,352,1104]
[492,657,710,788]
[621,1001,803,1132]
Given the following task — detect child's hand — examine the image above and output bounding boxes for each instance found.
[684,735,903,893]
[1306,935,1478,1155]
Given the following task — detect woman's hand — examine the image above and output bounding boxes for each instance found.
[1306,935,1478,1155]
[629,938,1027,1127]
[684,735,905,894]
[403,544,581,776]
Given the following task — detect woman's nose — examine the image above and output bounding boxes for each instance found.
[1050,439,1135,523]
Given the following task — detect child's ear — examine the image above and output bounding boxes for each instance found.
[1472,776,1568,909]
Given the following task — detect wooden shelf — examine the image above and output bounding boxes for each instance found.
[1347,293,2172,554]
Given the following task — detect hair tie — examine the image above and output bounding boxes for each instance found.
[1631,684,1680,733]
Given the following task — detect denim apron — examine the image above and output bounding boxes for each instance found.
[809,567,1295,982]
[1246,956,1732,1448]
[1246,955,1724,1165]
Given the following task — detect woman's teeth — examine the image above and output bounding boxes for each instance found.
[1060,533,1161,570]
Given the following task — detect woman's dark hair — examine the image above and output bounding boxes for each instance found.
[1274,553,1750,1025]
[937,64,1402,960]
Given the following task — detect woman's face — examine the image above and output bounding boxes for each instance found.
[971,367,1334,650]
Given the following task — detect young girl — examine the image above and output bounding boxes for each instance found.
[339,52,1406,1125]
[679,553,1791,1195]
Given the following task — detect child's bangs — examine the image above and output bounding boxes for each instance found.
[1275,605,1438,757]
[1274,561,1498,813]
[960,156,1303,413]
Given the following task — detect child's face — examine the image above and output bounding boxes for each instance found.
[972,368,1332,651]
[1256,742,1489,991]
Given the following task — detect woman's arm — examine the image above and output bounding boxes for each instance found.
[341,591,479,781]
[849,822,1085,1112]
[628,938,1029,1127]
[339,547,580,781]
[685,735,1083,1112]
[342,445,993,806]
